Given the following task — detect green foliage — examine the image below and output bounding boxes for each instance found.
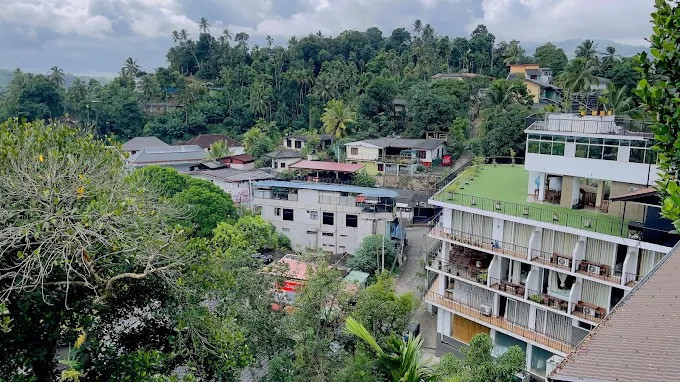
[351,273,416,340]
[406,81,469,136]
[473,104,531,157]
[129,165,189,197]
[212,215,283,254]
[448,117,470,157]
[352,172,377,187]
[533,43,568,75]
[0,72,63,121]
[172,178,238,237]
[556,57,598,92]
[334,348,380,382]
[207,139,233,159]
[322,99,357,139]
[242,120,277,159]
[348,235,397,274]
[637,0,680,230]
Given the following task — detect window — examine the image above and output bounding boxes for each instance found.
[283,209,294,221]
[351,147,358,155]
[309,211,318,220]
[307,230,316,234]
[346,214,358,227]
[275,207,281,216]
[587,145,603,159]
[280,162,286,168]
[295,140,302,149]
[377,163,384,172]
[603,146,618,161]
[286,139,292,147]
[274,162,278,169]
[417,150,426,159]
[322,232,334,237]
[552,142,565,156]
[322,212,334,225]
[527,134,568,156]
[528,141,539,154]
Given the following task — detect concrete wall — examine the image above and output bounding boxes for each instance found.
[254,188,392,255]
[272,157,302,172]
[190,174,252,204]
[376,173,440,190]
[346,145,380,161]
[608,181,645,221]
[525,81,541,103]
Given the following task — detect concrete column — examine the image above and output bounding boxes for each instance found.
[571,177,581,206]
[438,275,447,294]
[442,208,453,229]
[442,310,452,338]
[595,180,605,208]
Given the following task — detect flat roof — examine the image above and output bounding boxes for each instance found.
[433,164,627,237]
[346,138,445,150]
[192,168,274,182]
[254,180,398,198]
[549,245,680,382]
[289,160,365,173]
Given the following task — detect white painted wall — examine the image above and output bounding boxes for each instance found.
[190,174,252,204]
[346,144,381,161]
[272,158,302,172]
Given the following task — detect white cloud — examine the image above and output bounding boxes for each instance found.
[470,0,654,45]
[0,0,113,37]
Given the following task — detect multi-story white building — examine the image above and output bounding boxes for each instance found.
[252,180,397,255]
[424,113,678,380]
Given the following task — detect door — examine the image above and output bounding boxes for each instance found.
[452,315,490,344]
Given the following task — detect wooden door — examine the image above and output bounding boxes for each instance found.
[452,314,490,344]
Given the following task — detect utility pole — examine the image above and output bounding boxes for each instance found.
[382,224,386,272]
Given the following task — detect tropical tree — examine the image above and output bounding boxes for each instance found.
[533,42,568,74]
[556,57,598,92]
[502,40,525,66]
[48,66,65,87]
[121,57,141,78]
[139,74,158,100]
[321,99,356,140]
[599,83,641,118]
[344,316,434,382]
[413,19,422,35]
[172,30,180,43]
[198,17,210,34]
[601,46,618,70]
[575,39,599,65]
[207,140,234,160]
[483,79,532,114]
[179,28,188,41]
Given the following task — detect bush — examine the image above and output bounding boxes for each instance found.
[348,235,396,274]
[351,172,376,188]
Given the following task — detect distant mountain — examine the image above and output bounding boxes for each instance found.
[0,68,112,91]
[524,39,649,59]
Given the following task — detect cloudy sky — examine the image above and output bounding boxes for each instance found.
[0,0,655,76]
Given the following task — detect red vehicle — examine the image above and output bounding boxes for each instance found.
[441,155,453,166]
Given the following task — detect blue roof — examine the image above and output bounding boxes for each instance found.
[253,180,398,198]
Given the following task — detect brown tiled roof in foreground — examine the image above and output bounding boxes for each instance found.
[549,245,680,382]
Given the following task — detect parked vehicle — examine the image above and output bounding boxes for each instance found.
[442,155,453,166]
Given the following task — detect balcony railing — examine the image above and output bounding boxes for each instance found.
[575,260,621,284]
[429,226,533,262]
[572,301,606,323]
[623,272,639,287]
[436,192,628,237]
[254,190,298,202]
[489,277,526,298]
[425,288,572,354]
[527,289,569,313]
[525,113,653,138]
[430,258,488,285]
[530,250,573,271]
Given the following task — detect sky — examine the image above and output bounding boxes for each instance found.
[0,0,655,76]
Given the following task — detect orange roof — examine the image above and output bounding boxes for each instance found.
[289,160,365,173]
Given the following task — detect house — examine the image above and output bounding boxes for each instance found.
[344,138,447,175]
[423,112,678,380]
[508,64,561,104]
[126,145,207,172]
[266,149,304,172]
[175,134,245,155]
[431,72,486,81]
[548,245,680,382]
[121,136,168,156]
[218,153,256,170]
[189,168,274,204]
[252,180,398,255]
[287,160,365,184]
[141,102,184,114]
[282,134,333,151]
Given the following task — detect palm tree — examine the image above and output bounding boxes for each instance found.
[484,79,529,112]
[222,28,232,41]
[139,74,157,100]
[266,35,273,48]
[241,127,265,153]
[502,40,525,66]
[413,19,423,35]
[48,66,65,87]
[556,57,598,92]
[68,78,87,103]
[321,99,356,140]
[172,30,180,43]
[601,46,618,70]
[121,57,141,78]
[575,39,599,64]
[198,17,209,34]
[600,83,641,118]
[179,29,189,41]
[207,140,233,160]
[345,317,434,382]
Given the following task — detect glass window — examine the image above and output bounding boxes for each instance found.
[528,134,540,140]
[346,214,358,227]
[540,142,552,154]
[540,135,553,141]
[575,144,588,158]
[603,146,618,161]
[604,139,619,146]
[630,148,645,163]
[619,140,631,147]
[283,209,294,221]
[588,145,603,159]
[553,135,566,142]
[275,208,281,216]
[322,212,334,225]
[576,137,589,144]
[528,141,540,154]
[309,211,318,220]
[589,138,603,144]
[351,147,358,155]
[567,136,576,142]
[552,142,565,156]
[630,140,646,148]
[322,232,334,237]
[645,150,658,164]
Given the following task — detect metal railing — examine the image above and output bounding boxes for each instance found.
[437,192,628,237]
[253,190,299,201]
[429,225,544,262]
[575,260,621,284]
[429,258,488,285]
[572,302,605,323]
[527,289,569,313]
[425,289,572,353]
[530,250,573,271]
[623,272,639,287]
[525,113,653,138]
[489,277,526,298]
[430,160,472,196]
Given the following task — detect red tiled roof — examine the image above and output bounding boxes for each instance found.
[289,160,365,173]
[177,134,241,149]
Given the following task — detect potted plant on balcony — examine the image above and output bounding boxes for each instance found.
[477,270,488,284]
[579,106,586,117]
[529,294,542,303]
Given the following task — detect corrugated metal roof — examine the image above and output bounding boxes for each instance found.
[193,168,274,182]
[289,160,365,173]
[266,149,303,159]
[128,145,206,165]
[121,136,168,151]
[176,134,241,149]
[549,245,680,382]
[253,180,398,197]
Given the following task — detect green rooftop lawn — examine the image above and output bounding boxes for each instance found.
[435,164,629,237]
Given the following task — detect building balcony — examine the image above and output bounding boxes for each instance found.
[425,283,572,354]
[623,272,639,287]
[572,301,606,324]
[575,260,621,284]
[429,226,529,262]
[489,277,526,298]
[530,250,573,271]
[525,113,653,138]
[430,257,488,286]
[527,289,569,313]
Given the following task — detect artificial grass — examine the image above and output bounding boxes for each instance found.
[435,165,629,237]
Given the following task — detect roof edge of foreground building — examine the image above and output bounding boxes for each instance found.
[549,243,680,382]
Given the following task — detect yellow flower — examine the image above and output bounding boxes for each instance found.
[76,186,85,196]
[38,154,44,162]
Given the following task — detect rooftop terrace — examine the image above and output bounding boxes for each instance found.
[526,113,653,138]
[432,164,629,237]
